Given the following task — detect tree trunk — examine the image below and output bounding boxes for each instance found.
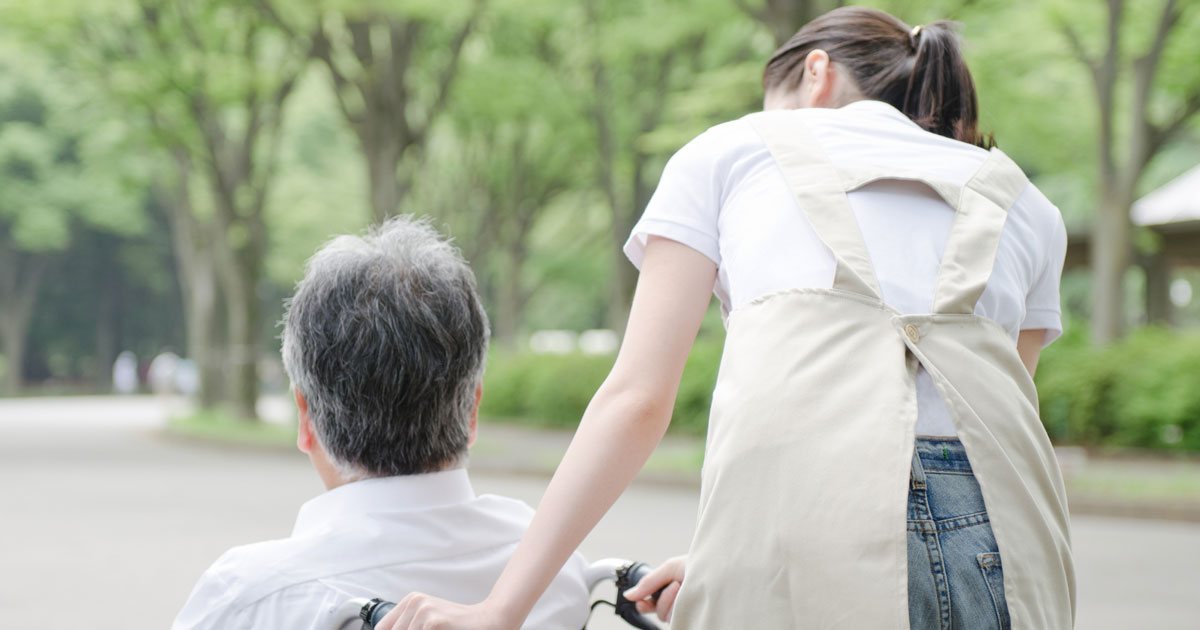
[608,148,658,333]
[1091,194,1131,342]
[160,168,225,408]
[0,314,28,395]
[364,132,404,223]
[183,254,223,408]
[93,258,118,391]
[738,0,835,47]
[0,252,46,395]
[215,234,262,421]
[1142,251,1172,325]
[495,249,521,349]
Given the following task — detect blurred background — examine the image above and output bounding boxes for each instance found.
[1,0,1199,627]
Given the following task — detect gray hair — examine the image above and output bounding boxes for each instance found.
[281,215,490,478]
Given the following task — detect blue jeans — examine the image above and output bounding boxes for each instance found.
[908,438,1011,630]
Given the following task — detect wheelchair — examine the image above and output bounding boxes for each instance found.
[332,558,663,630]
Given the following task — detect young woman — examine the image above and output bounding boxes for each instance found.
[383,7,1074,629]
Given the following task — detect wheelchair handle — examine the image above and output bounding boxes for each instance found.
[343,559,664,630]
[612,562,666,630]
[360,598,396,628]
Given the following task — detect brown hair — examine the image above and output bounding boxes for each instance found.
[763,6,993,149]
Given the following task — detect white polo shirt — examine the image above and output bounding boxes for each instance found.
[173,469,590,630]
[625,101,1067,436]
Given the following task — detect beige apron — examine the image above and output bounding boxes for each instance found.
[670,113,1075,629]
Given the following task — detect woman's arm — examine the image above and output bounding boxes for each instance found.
[382,237,718,629]
[1016,329,1046,378]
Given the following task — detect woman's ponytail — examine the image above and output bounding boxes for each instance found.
[903,22,992,149]
[764,8,993,149]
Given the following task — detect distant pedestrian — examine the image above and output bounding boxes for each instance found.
[147,350,181,395]
[112,351,138,395]
[174,359,199,397]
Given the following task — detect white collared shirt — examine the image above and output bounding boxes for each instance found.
[625,101,1067,436]
[173,469,590,630]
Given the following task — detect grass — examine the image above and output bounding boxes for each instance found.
[162,409,1200,506]
[167,409,297,449]
[1066,459,1200,504]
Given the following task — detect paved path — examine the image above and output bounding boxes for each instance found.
[1,396,1197,629]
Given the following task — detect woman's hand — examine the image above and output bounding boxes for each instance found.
[623,555,687,622]
[376,593,516,630]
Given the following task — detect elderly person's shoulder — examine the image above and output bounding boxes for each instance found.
[172,483,591,630]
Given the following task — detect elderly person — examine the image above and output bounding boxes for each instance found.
[173,216,590,630]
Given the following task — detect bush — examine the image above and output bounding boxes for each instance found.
[484,327,1200,451]
[480,339,723,436]
[1036,326,1200,451]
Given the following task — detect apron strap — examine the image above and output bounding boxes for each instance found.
[749,114,883,301]
[930,148,1029,315]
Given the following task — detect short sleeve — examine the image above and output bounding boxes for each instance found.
[172,566,251,630]
[1022,205,1068,347]
[623,129,724,269]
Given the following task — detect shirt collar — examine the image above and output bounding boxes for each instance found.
[840,99,919,125]
[292,468,476,536]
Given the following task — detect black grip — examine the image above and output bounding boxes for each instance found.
[627,563,668,602]
[360,598,396,629]
[613,562,664,630]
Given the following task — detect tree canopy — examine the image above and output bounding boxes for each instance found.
[1,0,1197,411]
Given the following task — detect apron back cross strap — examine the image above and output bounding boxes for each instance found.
[750,112,1029,315]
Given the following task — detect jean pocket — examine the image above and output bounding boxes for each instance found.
[977,552,1011,630]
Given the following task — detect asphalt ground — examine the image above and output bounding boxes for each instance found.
[1,396,1197,629]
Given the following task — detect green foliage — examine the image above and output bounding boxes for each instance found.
[265,72,370,286]
[1,0,1198,400]
[480,350,614,428]
[480,337,724,436]
[1037,326,1200,451]
[0,47,143,252]
[483,324,1200,451]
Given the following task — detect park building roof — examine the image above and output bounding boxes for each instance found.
[1065,162,1200,271]
[1133,163,1200,227]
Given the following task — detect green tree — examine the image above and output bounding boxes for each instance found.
[424,3,595,345]
[1056,0,1200,343]
[0,47,143,393]
[581,0,753,331]
[63,0,310,418]
[263,0,483,223]
[734,0,844,46]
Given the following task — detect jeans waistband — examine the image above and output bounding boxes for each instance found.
[913,437,973,475]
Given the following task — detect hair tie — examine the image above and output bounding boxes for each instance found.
[911,24,923,38]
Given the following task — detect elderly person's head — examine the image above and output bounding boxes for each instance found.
[281,216,489,487]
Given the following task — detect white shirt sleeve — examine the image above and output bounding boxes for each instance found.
[1022,202,1068,347]
[623,128,724,269]
[172,566,252,630]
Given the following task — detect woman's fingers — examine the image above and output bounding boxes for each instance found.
[655,581,682,621]
[624,555,686,601]
[378,592,428,629]
[377,593,452,630]
[625,554,686,621]
[373,593,506,630]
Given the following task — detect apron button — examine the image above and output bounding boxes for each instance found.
[904,324,920,343]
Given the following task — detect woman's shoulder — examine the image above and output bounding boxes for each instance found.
[1011,177,1068,240]
[675,116,764,161]
[676,107,862,162]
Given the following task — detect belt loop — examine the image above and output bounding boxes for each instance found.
[910,443,927,489]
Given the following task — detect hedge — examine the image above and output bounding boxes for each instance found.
[480,339,723,436]
[1035,326,1200,451]
[483,328,1200,450]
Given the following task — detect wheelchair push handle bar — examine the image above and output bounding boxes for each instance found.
[358,598,396,628]
[343,559,663,630]
[611,561,665,630]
